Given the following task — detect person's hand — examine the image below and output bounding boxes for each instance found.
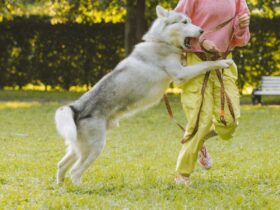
[201,40,221,52]
[239,14,250,28]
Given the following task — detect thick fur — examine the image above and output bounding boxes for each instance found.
[55,5,234,185]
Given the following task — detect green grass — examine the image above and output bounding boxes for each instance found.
[1,90,280,105]
[0,95,279,209]
[0,90,82,101]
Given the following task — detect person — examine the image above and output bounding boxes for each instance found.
[173,0,250,185]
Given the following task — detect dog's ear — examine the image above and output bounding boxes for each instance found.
[156,5,168,18]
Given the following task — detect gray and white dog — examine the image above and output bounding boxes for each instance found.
[55,5,233,185]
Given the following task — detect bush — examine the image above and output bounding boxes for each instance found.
[0,16,124,90]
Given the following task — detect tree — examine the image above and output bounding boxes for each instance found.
[125,0,146,55]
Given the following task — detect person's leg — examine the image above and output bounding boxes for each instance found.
[213,56,240,140]
[197,127,217,169]
[175,54,214,180]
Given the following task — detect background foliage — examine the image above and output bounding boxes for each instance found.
[0,0,279,91]
[0,17,124,90]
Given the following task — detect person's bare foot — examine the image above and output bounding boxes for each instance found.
[198,144,212,169]
[174,174,191,186]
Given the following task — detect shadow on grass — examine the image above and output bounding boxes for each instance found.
[57,175,250,196]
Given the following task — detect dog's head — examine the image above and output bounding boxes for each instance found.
[143,5,203,50]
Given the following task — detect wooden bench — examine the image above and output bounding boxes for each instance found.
[252,76,280,104]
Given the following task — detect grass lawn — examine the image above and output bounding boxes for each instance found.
[0,93,279,209]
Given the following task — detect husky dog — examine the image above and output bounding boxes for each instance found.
[55,5,233,185]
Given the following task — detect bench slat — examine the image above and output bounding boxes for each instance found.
[261,80,280,83]
[260,90,280,93]
[262,82,280,84]
[262,77,280,81]
[262,78,280,80]
[261,88,280,90]
[262,88,280,91]
[259,87,280,89]
[262,76,280,78]
[262,85,280,88]
[261,80,280,82]
[254,91,280,95]
[262,84,280,86]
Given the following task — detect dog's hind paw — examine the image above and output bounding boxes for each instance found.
[57,171,65,185]
[71,174,82,186]
[57,178,64,185]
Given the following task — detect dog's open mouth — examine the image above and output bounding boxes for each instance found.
[184,37,192,49]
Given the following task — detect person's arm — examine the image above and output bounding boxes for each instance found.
[230,0,251,48]
[174,0,196,18]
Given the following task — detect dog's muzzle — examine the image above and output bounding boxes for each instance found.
[184,29,204,49]
[184,37,192,49]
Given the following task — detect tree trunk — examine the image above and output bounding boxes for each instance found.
[136,0,146,42]
[125,0,137,56]
[125,0,146,56]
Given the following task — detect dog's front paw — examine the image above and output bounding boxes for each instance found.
[215,59,234,69]
[71,174,82,186]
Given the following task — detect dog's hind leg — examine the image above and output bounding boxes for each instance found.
[70,118,106,185]
[57,147,76,184]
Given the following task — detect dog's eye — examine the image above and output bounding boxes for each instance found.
[182,20,188,24]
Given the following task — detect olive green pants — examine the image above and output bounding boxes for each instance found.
[176,53,240,176]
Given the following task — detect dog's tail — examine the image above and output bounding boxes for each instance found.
[55,106,77,145]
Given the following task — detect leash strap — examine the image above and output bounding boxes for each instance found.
[203,17,235,35]
[225,90,236,122]
[215,69,227,126]
[163,94,185,132]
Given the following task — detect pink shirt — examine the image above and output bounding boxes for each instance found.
[174,0,250,52]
